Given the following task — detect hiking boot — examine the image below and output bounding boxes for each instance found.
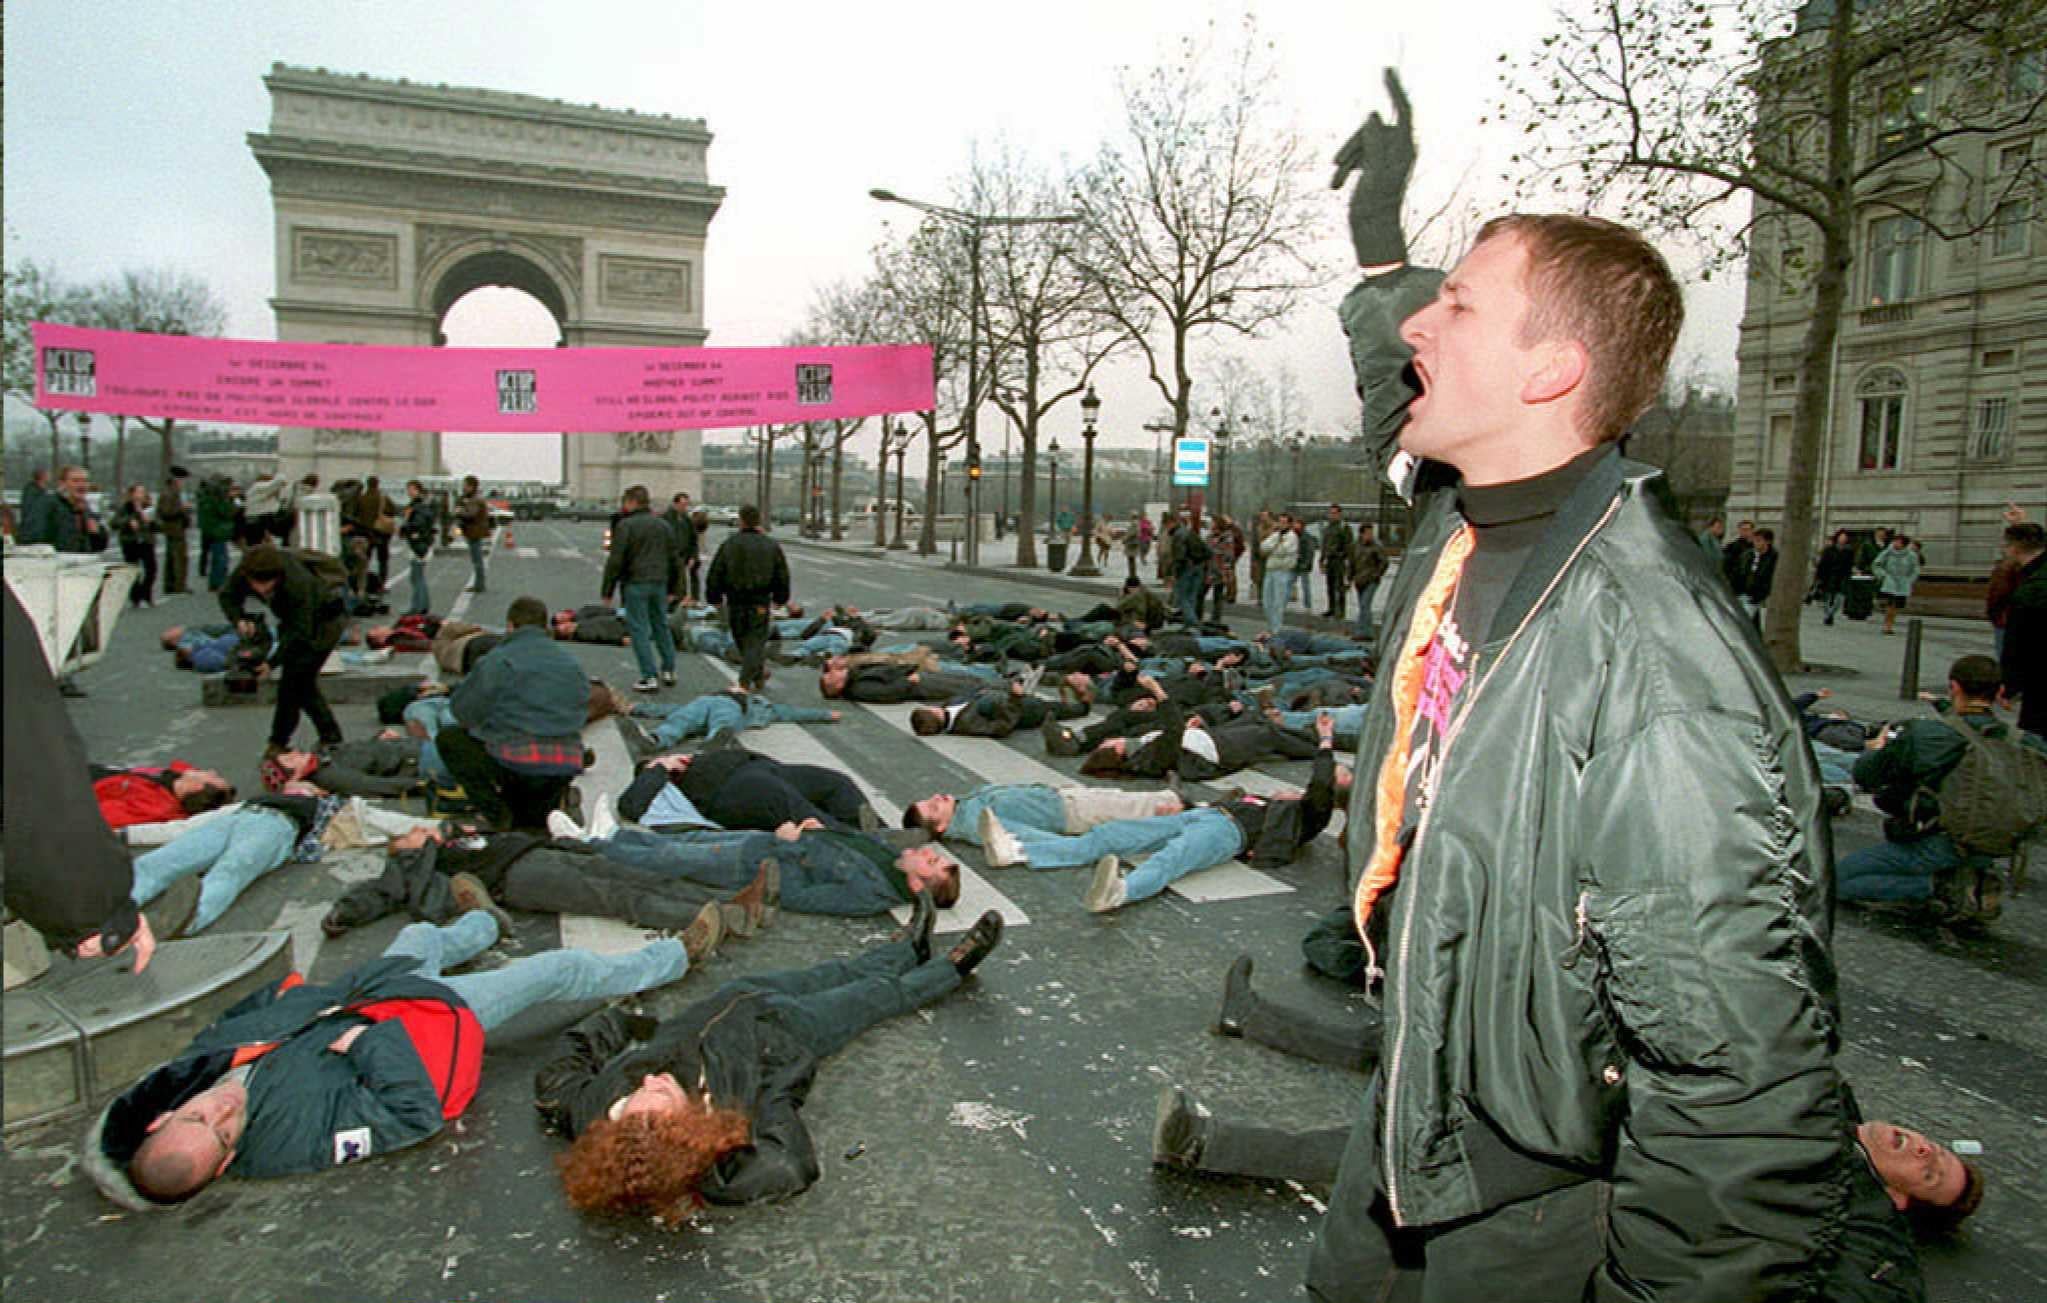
[891,888,938,964]
[1214,954,1255,1038]
[979,808,1027,868]
[1150,1086,1210,1171]
[946,909,1005,976]
[141,876,202,945]
[449,872,515,937]
[1082,854,1127,914]
[1042,718,1081,757]
[617,716,663,761]
[680,901,723,963]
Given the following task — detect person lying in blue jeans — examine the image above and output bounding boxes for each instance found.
[628,688,837,750]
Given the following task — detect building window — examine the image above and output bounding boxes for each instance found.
[1866,216,1923,304]
[1856,368,1908,471]
[1768,412,1794,469]
[1992,198,2031,258]
[1779,243,1807,293]
[1771,372,1798,393]
[1972,397,2011,460]
[1982,347,2017,369]
[1876,78,1930,152]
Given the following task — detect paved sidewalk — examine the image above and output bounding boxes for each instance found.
[776,529,2011,735]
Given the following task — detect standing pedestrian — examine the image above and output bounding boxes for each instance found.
[1321,504,1353,620]
[1313,212,1851,1303]
[157,467,191,595]
[604,485,681,692]
[221,544,347,759]
[1695,514,1725,565]
[1348,523,1388,642]
[197,474,237,592]
[17,467,54,544]
[1855,525,1890,576]
[1289,515,1316,609]
[662,491,700,605]
[1736,526,1779,624]
[1998,520,2045,744]
[1871,531,1921,635]
[399,479,439,617]
[1258,512,1297,633]
[1170,509,1209,626]
[455,475,491,594]
[1812,528,1855,626]
[352,475,395,587]
[49,464,109,556]
[1124,511,1146,579]
[1720,518,1756,593]
[1249,509,1272,594]
[705,503,791,692]
[112,484,159,608]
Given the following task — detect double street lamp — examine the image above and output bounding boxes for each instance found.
[1070,384,1103,576]
[870,187,1080,567]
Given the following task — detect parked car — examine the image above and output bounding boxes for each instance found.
[703,505,740,526]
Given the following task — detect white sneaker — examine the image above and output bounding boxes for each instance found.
[586,793,620,841]
[979,808,1026,868]
[1082,854,1126,913]
[546,809,585,841]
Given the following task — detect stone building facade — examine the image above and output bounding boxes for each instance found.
[1731,16,2043,568]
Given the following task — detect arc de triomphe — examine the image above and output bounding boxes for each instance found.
[248,63,721,502]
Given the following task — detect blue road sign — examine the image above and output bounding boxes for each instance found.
[1172,437,1210,487]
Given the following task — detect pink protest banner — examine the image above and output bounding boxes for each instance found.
[31,323,933,433]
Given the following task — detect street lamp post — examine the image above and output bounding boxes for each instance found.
[890,421,909,549]
[870,187,1080,568]
[76,411,93,484]
[874,427,890,549]
[1289,432,1306,510]
[1209,407,1232,520]
[1071,384,1102,576]
[1046,436,1062,561]
[1143,420,1174,504]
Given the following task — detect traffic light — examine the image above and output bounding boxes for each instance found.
[967,454,982,482]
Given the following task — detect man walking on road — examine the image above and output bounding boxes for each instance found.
[705,503,790,693]
[1321,504,1353,620]
[662,491,700,603]
[455,475,491,594]
[603,485,680,692]
[1348,523,1387,643]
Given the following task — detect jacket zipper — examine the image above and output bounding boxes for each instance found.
[1382,494,1622,1227]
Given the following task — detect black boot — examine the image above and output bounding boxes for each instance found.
[891,888,938,964]
[946,909,1005,976]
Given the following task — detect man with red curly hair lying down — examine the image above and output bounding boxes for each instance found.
[536,900,1005,1221]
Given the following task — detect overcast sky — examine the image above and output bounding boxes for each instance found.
[4,0,1747,482]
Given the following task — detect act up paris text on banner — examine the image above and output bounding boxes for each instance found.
[31,323,935,432]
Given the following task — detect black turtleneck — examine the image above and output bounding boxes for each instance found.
[1451,443,1614,647]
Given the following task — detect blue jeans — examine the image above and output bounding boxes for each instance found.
[635,694,834,745]
[203,539,231,591]
[1173,569,1205,626]
[1821,588,1844,621]
[1351,580,1380,640]
[407,552,431,615]
[465,536,487,590]
[1836,832,1968,902]
[1278,704,1367,744]
[951,784,1067,845]
[679,624,735,656]
[130,807,299,932]
[1011,808,1244,902]
[790,633,852,659]
[1811,741,1859,787]
[381,912,686,1033]
[598,827,904,916]
[1291,570,1314,606]
[404,697,459,783]
[1262,570,1292,633]
[620,581,678,679]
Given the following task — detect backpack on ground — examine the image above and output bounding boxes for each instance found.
[1933,718,2047,857]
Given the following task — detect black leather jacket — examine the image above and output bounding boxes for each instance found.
[1343,452,1854,1299]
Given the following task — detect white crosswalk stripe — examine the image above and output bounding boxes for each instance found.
[859,702,1291,904]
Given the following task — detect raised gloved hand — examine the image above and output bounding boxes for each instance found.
[1330,68,1417,267]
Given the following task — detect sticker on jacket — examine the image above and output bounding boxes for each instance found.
[333,1127,373,1164]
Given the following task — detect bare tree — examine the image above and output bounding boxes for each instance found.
[1072,17,1327,454]
[89,268,228,478]
[3,259,92,469]
[870,220,975,554]
[963,144,1124,567]
[1498,0,2046,669]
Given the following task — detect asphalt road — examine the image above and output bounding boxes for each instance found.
[4,520,2041,1303]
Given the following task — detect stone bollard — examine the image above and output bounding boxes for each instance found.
[1898,617,1923,700]
[294,491,342,558]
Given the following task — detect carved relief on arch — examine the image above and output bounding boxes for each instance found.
[415,223,584,299]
